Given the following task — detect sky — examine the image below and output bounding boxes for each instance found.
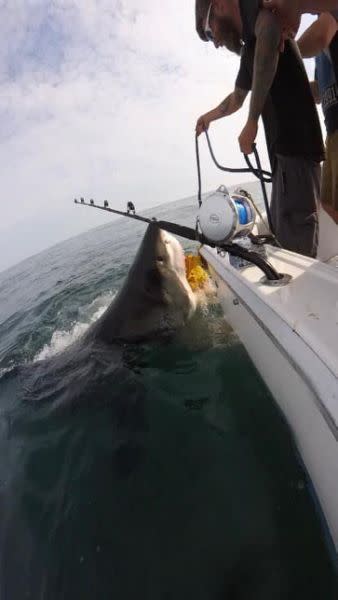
[0,2,317,273]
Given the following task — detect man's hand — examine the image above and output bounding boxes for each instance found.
[238,118,258,154]
[195,114,212,136]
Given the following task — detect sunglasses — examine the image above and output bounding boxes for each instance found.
[204,2,214,42]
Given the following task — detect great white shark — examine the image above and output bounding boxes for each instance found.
[14,223,199,408]
[86,222,197,344]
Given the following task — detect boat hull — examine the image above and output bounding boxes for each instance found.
[201,245,338,556]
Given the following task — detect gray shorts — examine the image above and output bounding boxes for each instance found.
[270,155,320,258]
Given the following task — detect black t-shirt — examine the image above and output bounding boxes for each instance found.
[239,0,260,44]
[237,0,324,165]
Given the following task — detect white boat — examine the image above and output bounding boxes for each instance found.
[78,174,338,556]
[199,192,338,557]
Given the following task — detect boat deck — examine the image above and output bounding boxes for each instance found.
[241,247,338,380]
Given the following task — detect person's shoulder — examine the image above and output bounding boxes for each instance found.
[238,0,260,43]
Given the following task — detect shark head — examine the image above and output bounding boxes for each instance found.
[89,223,197,344]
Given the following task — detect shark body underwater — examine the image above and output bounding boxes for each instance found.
[0,223,205,597]
[15,223,199,408]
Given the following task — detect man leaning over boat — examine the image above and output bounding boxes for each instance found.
[194,0,324,258]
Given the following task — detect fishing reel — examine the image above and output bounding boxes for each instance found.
[198,185,256,245]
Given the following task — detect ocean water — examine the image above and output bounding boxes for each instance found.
[0,185,337,599]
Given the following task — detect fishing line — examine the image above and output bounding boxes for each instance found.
[195,131,278,242]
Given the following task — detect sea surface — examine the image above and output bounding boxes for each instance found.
[0,184,337,599]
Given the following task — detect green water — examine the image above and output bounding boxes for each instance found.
[0,190,336,598]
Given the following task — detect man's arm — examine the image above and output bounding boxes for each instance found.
[263,0,301,38]
[238,10,281,154]
[250,10,281,122]
[195,87,248,136]
[297,12,337,58]
[299,0,338,13]
[264,0,338,17]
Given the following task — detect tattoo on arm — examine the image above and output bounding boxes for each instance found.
[249,10,281,121]
[219,88,248,116]
[235,87,249,106]
[219,96,231,115]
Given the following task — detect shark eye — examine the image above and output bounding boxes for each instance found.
[157,256,164,262]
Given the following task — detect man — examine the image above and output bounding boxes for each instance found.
[297,13,338,258]
[196,0,284,154]
[195,0,324,257]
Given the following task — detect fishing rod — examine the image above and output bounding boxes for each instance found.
[74,126,282,281]
[74,197,282,281]
[74,198,204,243]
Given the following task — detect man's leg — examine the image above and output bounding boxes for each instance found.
[270,155,320,257]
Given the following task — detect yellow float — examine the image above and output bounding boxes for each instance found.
[185,254,209,291]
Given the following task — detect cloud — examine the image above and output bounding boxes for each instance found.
[0,3,321,272]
